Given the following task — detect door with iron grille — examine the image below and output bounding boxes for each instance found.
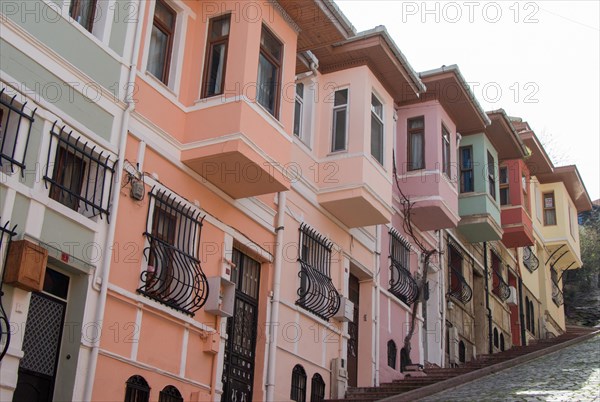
[221,249,261,402]
[347,274,360,387]
[13,268,69,402]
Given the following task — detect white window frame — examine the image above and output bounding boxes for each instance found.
[59,0,116,44]
[370,92,384,165]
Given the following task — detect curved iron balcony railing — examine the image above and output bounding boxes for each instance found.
[389,260,419,305]
[297,261,341,320]
[139,238,209,315]
[449,266,472,304]
[552,284,564,307]
[523,246,539,273]
[493,271,511,301]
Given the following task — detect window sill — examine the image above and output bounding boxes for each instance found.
[141,71,179,101]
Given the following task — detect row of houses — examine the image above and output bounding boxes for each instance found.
[0,1,592,402]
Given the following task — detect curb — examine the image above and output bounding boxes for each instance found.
[378,329,600,402]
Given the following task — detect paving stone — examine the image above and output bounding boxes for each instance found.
[420,335,600,401]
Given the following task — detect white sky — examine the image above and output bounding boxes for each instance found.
[335,0,600,201]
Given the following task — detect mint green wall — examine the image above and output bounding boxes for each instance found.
[41,209,95,264]
[0,40,114,141]
[109,0,134,57]
[1,1,122,90]
[9,193,31,230]
[459,133,501,225]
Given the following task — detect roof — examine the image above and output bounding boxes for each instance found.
[485,109,529,160]
[537,165,593,213]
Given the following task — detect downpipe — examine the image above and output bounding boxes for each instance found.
[483,242,493,354]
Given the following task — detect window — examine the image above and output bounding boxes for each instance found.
[407,117,424,170]
[400,347,411,372]
[159,386,183,402]
[389,230,418,305]
[447,237,473,304]
[458,341,466,363]
[69,0,97,32]
[147,0,176,84]
[0,88,36,173]
[138,187,209,315]
[124,375,150,402]
[522,174,530,213]
[499,167,510,206]
[568,204,575,238]
[525,296,531,332]
[371,94,384,164]
[202,15,230,98]
[442,125,451,176]
[543,192,556,225]
[459,146,473,193]
[490,251,510,301]
[44,123,117,219]
[291,365,307,402]
[493,328,499,349]
[294,83,304,138]
[487,151,496,200]
[500,333,505,351]
[331,89,348,152]
[297,224,340,320]
[529,301,535,335]
[387,340,397,369]
[310,374,325,402]
[535,183,542,222]
[257,26,282,117]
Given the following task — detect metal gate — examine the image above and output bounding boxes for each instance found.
[221,249,261,402]
[13,291,66,402]
[347,274,360,387]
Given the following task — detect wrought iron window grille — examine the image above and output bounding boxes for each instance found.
[0,219,17,362]
[310,373,325,402]
[490,250,510,301]
[447,236,473,304]
[389,229,418,305]
[291,364,307,402]
[0,88,36,175]
[138,187,209,316]
[523,246,539,273]
[124,375,150,402]
[387,339,397,369]
[550,265,564,307]
[43,122,116,220]
[296,223,340,321]
[158,385,183,402]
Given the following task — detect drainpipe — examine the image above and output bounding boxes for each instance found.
[483,242,493,354]
[374,226,381,386]
[517,277,526,346]
[82,3,145,401]
[439,230,446,367]
[265,191,287,401]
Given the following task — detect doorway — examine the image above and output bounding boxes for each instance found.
[347,274,360,387]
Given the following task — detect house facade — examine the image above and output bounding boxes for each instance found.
[0,1,592,402]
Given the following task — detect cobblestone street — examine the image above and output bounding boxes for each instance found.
[420,334,600,402]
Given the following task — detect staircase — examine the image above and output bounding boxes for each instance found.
[327,326,598,402]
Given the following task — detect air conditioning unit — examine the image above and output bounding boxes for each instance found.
[330,358,347,399]
[333,297,354,322]
[448,327,459,364]
[507,286,518,306]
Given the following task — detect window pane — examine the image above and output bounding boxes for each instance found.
[260,27,281,61]
[545,210,556,225]
[70,0,96,32]
[462,171,474,192]
[461,148,472,169]
[410,132,423,169]
[409,117,424,129]
[148,26,168,81]
[257,53,278,114]
[210,17,230,38]
[544,194,554,208]
[154,0,175,29]
[371,94,382,118]
[334,89,348,106]
[294,99,302,137]
[500,167,508,183]
[332,108,347,151]
[500,188,510,205]
[371,116,383,164]
[206,43,226,96]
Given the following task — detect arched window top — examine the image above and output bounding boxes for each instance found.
[310,373,325,402]
[159,385,183,402]
[125,375,150,402]
[493,327,499,348]
[500,333,505,352]
[387,340,397,369]
[291,364,307,402]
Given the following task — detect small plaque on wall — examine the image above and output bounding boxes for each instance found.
[4,240,48,292]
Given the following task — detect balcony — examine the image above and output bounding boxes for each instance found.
[501,205,534,248]
[389,260,419,306]
[492,270,511,301]
[499,159,534,248]
[458,193,503,242]
[449,266,472,304]
[317,155,393,227]
[181,97,291,199]
[551,284,564,307]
